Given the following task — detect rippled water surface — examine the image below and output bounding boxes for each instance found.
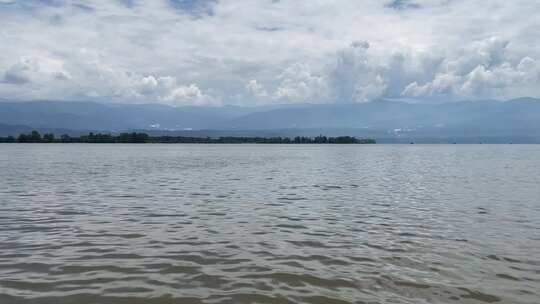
[1,144,539,304]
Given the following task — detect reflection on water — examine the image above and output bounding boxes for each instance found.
[0,144,539,304]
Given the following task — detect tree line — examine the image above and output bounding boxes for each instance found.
[0,131,376,144]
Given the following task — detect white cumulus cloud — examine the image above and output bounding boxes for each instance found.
[0,0,539,105]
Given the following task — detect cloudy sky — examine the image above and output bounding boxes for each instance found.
[1,0,539,106]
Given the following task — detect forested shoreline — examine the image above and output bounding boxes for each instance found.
[0,131,376,144]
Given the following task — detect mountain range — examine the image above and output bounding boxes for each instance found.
[1,98,539,143]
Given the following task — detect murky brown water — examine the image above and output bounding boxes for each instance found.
[0,144,539,304]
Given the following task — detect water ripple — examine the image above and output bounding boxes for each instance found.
[1,144,539,303]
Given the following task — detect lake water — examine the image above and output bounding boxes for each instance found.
[0,144,539,304]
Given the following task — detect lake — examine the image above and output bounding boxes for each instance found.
[0,144,539,304]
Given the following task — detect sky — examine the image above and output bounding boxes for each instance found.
[0,0,539,106]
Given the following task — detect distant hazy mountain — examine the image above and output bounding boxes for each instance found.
[1,98,539,142]
[0,101,260,131]
[219,98,540,130]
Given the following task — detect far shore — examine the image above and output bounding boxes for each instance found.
[0,131,376,144]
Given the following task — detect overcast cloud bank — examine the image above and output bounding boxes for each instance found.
[1,0,539,105]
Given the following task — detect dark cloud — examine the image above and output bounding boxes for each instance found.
[386,0,421,10]
[72,3,94,12]
[118,0,135,8]
[255,26,284,32]
[168,0,217,17]
[3,69,30,84]
[48,14,63,25]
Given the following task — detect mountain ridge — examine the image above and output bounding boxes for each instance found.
[1,98,539,142]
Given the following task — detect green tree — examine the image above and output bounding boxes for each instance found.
[60,134,71,143]
[43,133,55,143]
[30,130,42,142]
